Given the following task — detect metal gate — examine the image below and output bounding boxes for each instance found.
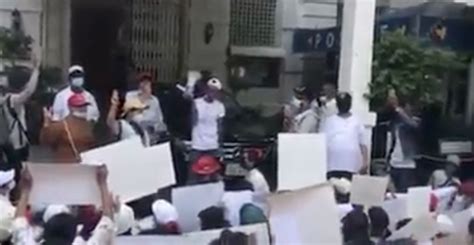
[127,0,185,83]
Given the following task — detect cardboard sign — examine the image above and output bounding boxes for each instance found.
[115,224,270,245]
[269,183,342,245]
[81,139,176,202]
[388,214,438,242]
[172,182,225,232]
[28,163,101,205]
[350,175,389,207]
[277,134,327,191]
[407,187,432,218]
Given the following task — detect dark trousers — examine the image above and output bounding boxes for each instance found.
[170,139,188,186]
[390,167,416,193]
[327,171,354,204]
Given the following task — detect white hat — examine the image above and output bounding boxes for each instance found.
[68,65,84,75]
[446,155,461,166]
[207,78,223,91]
[0,201,15,241]
[43,205,71,223]
[114,204,135,235]
[330,178,351,195]
[436,214,455,234]
[151,200,178,225]
[431,170,448,188]
[0,170,14,187]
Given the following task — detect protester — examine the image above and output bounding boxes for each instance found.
[429,155,461,189]
[0,54,40,202]
[241,149,270,213]
[0,169,15,243]
[209,229,250,245]
[329,177,351,204]
[165,78,193,185]
[190,78,225,163]
[193,70,213,99]
[114,204,135,236]
[140,199,181,235]
[40,93,95,163]
[11,165,115,244]
[198,206,230,231]
[322,92,369,180]
[290,87,319,133]
[107,90,150,146]
[239,204,267,226]
[342,209,373,245]
[283,86,306,132]
[221,189,253,226]
[368,207,391,244]
[189,155,222,184]
[319,82,338,121]
[386,92,420,193]
[51,65,99,122]
[126,72,167,143]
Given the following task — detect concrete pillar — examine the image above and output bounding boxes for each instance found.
[337,0,377,156]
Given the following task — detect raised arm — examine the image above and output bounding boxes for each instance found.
[96,165,113,219]
[10,55,40,107]
[87,93,100,122]
[106,90,120,135]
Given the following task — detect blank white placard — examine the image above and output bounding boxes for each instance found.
[172,182,225,233]
[277,133,327,191]
[269,184,342,245]
[350,175,389,207]
[28,163,101,205]
[407,186,431,219]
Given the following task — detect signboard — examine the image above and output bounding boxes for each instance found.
[293,27,340,53]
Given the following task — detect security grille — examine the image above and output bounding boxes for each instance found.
[230,0,277,47]
[129,0,182,83]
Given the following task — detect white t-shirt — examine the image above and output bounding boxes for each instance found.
[322,114,367,173]
[51,87,100,122]
[192,98,225,151]
[387,130,416,169]
[117,120,150,147]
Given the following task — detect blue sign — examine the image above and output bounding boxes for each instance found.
[293,27,341,53]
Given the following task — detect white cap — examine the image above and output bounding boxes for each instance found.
[446,155,461,166]
[0,170,14,187]
[43,205,71,223]
[68,65,84,75]
[0,201,15,242]
[330,178,351,195]
[431,170,448,189]
[151,200,178,225]
[114,204,135,235]
[207,78,223,90]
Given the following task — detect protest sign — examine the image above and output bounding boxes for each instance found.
[172,182,225,232]
[81,138,176,202]
[388,214,438,242]
[437,208,473,245]
[28,163,101,205]
[381,197,408,230]
[350,175,389,207]
[269,183,342,245]
[115,223,270,245]
[407,187,431,218]
[277,133,327,191]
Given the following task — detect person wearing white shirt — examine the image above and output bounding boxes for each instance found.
[190,78,226,163]
[125,73,167,138]
[290,88,319,133]
[0,169,15,243]
[321,92,369,181]
[319,83,338,124]
[51,65,99,122]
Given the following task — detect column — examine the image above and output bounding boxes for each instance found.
[337,0,377,155]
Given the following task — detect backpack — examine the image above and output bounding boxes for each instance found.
[6,96,29,146]
[0,95,12,145]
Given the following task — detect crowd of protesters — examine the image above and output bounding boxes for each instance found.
[1,53,474,244]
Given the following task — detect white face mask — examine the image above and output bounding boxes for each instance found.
[7,180,15,191]
[71,77,84,88]
[72,111,87,119]
[132,113,145,123]
[320,96,327,103]
[291,96,302,108]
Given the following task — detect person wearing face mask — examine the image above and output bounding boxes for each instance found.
[319,82,338,124]
[290,88,319,133]
[51,65,99,122]
[40,93,95,163]
[283,86,307,132]
[107,90,150,146]
[126,73,167,143]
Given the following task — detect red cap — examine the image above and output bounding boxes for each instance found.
[68,93,89,107]
[460,181,474,198]
[192,155,221,175]
[137,72,153,83]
